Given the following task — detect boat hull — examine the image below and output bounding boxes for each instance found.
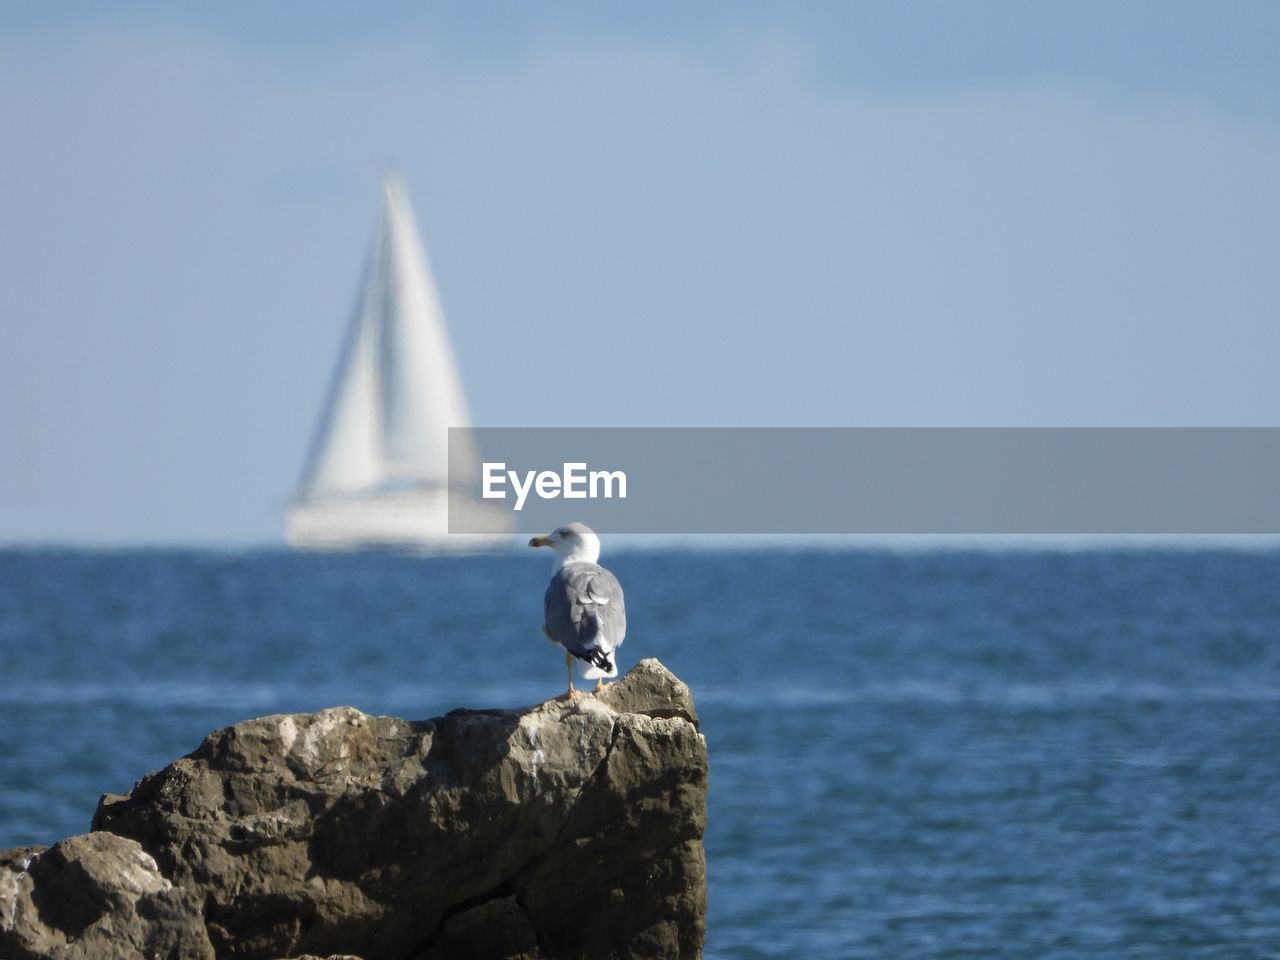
[286,488,512,552]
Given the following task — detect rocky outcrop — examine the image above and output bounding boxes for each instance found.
[0,834,215,959]
[0,660,707,960]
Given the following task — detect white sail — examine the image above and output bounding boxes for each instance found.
[294,174,475,503]
[375,176,475,481]
[296,258,383,501]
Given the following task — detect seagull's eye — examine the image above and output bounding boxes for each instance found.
[557,528,568,536]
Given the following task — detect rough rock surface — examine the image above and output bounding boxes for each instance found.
[0,659,706,960]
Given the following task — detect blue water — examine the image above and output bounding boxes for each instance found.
[2,548,1279,958]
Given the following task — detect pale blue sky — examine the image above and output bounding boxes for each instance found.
[2,3,1278,544]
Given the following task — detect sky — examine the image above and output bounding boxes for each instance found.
[2,2,1279,544]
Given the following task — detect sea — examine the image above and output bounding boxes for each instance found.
[1,547,1278,958]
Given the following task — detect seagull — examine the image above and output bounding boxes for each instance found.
[529,522,627,697]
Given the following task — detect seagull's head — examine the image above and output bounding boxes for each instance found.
[529,521,601,564]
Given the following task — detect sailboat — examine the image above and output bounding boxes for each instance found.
[286,175,511,550]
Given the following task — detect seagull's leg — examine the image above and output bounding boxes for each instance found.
[594,677,606,693]
[565,650,580,698]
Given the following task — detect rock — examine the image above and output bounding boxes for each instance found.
[0,833,214,959]
[416,896,541,960]
[0,659,707,960]
[594,658,699,726]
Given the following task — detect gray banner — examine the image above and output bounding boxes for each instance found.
[447,428,1280,534]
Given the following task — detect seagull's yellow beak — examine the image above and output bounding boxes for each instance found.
[528,535,554,548]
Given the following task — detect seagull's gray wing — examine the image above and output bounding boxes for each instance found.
[543,562,627,669]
